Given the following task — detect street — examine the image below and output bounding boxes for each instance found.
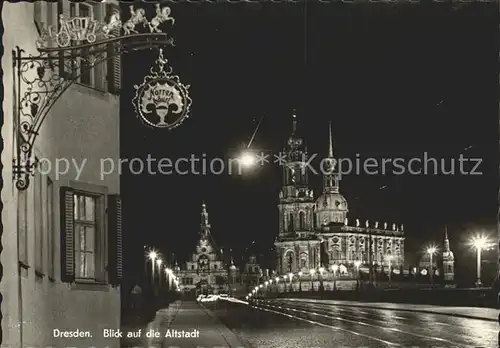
[203,298,498,348]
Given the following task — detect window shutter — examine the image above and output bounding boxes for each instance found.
[106,4,122,95]
[60,186,75,283]
[107,194,123,286]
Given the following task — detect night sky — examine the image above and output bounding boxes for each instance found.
[120,2,497,285]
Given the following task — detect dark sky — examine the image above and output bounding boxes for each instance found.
[120,2,498,282]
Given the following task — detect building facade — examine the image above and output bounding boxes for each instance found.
[275,114,405,280]
[178,202,235,296]
[2,2,122,347]
[418,229,455,281]
[178,202,264,297]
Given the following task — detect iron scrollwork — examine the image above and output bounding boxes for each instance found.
[13,5,176,190]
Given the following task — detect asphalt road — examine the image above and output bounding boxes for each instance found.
[204,298,497,348]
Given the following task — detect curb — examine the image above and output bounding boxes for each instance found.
[199,302,249,348]
[266,299,498,323]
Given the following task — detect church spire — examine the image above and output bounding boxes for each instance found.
[444,225,450,252]
[323,122,339,194]
[328,121,334,158]
[200,201,211,238]
[201,201,209,226]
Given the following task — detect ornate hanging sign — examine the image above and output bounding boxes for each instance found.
[132,48,192,129]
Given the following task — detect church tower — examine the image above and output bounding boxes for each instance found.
[275,110,317,275]
[442,226,455,282]
[314,122,348,228]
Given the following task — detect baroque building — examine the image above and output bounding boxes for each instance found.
[2,2,122,348]
[178,202,264,297]
[275,114,405,279]
[442,229,455,282]
[418,228,455,281]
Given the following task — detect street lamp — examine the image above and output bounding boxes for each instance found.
[148,251,158,285]
[331,264,339,291]
[386,255,393,287]
[298,271,303,292]
[354,260,362,290]
[318,267,325,293]
[471,235,493,287]
[288,272,294,292]
[156,259,163,286]
[426,246,437,287]
[309,269,316,291]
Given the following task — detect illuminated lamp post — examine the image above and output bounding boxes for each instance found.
[354,260,362,289]
[298,271,303,292]
[309,269,315,291]
[471,235,493,287]
[148,251,158,285]
[331,264,338,291]
[426,246,437,287]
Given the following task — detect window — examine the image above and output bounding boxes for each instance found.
[34,2,56,35]
[60,186,121,285]
[69,3,95,87]
[299,211,305,230]
[288,213,294,231]
[35,166,43,274]
[18,189,28,265]
[191,265,195,270]
[47,177,55,279]
[74,193,97,279]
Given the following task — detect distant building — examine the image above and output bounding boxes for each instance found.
[419,228,455,281]
[2,2,122,348]
[442,229,455,281]
[178,202,264,297]
[178,202,229,296]
[275,113,405,281]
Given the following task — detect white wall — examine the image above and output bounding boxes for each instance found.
[1,2,120,348]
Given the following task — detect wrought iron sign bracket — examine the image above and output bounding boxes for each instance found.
[12,4,176,191]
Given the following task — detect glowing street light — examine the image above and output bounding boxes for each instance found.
[331,264,339,291]
[298,271,303,292]
[156,258,163,285]
[354,260,362,289]
[309,269,315,291]
[386,255,394,286]
[427,246,437,286]
[471,235,493,287]
[238,151,256,168]
[148,250,158,284]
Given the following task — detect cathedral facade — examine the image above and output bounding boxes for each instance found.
[275,115,405,280]
[178,202,264,297]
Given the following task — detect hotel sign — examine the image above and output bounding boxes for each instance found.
[133,75,191,129]
[132,49,192,129]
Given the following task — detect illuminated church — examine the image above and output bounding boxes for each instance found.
[275,113,405,279]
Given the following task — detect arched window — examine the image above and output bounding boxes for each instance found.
[313,212,317,229]
[299,211,305,230]
[288,213,294,231]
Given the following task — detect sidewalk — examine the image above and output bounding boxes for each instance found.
[162,301,247,348]
[280,298,500,322]
[121,301,181,347]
